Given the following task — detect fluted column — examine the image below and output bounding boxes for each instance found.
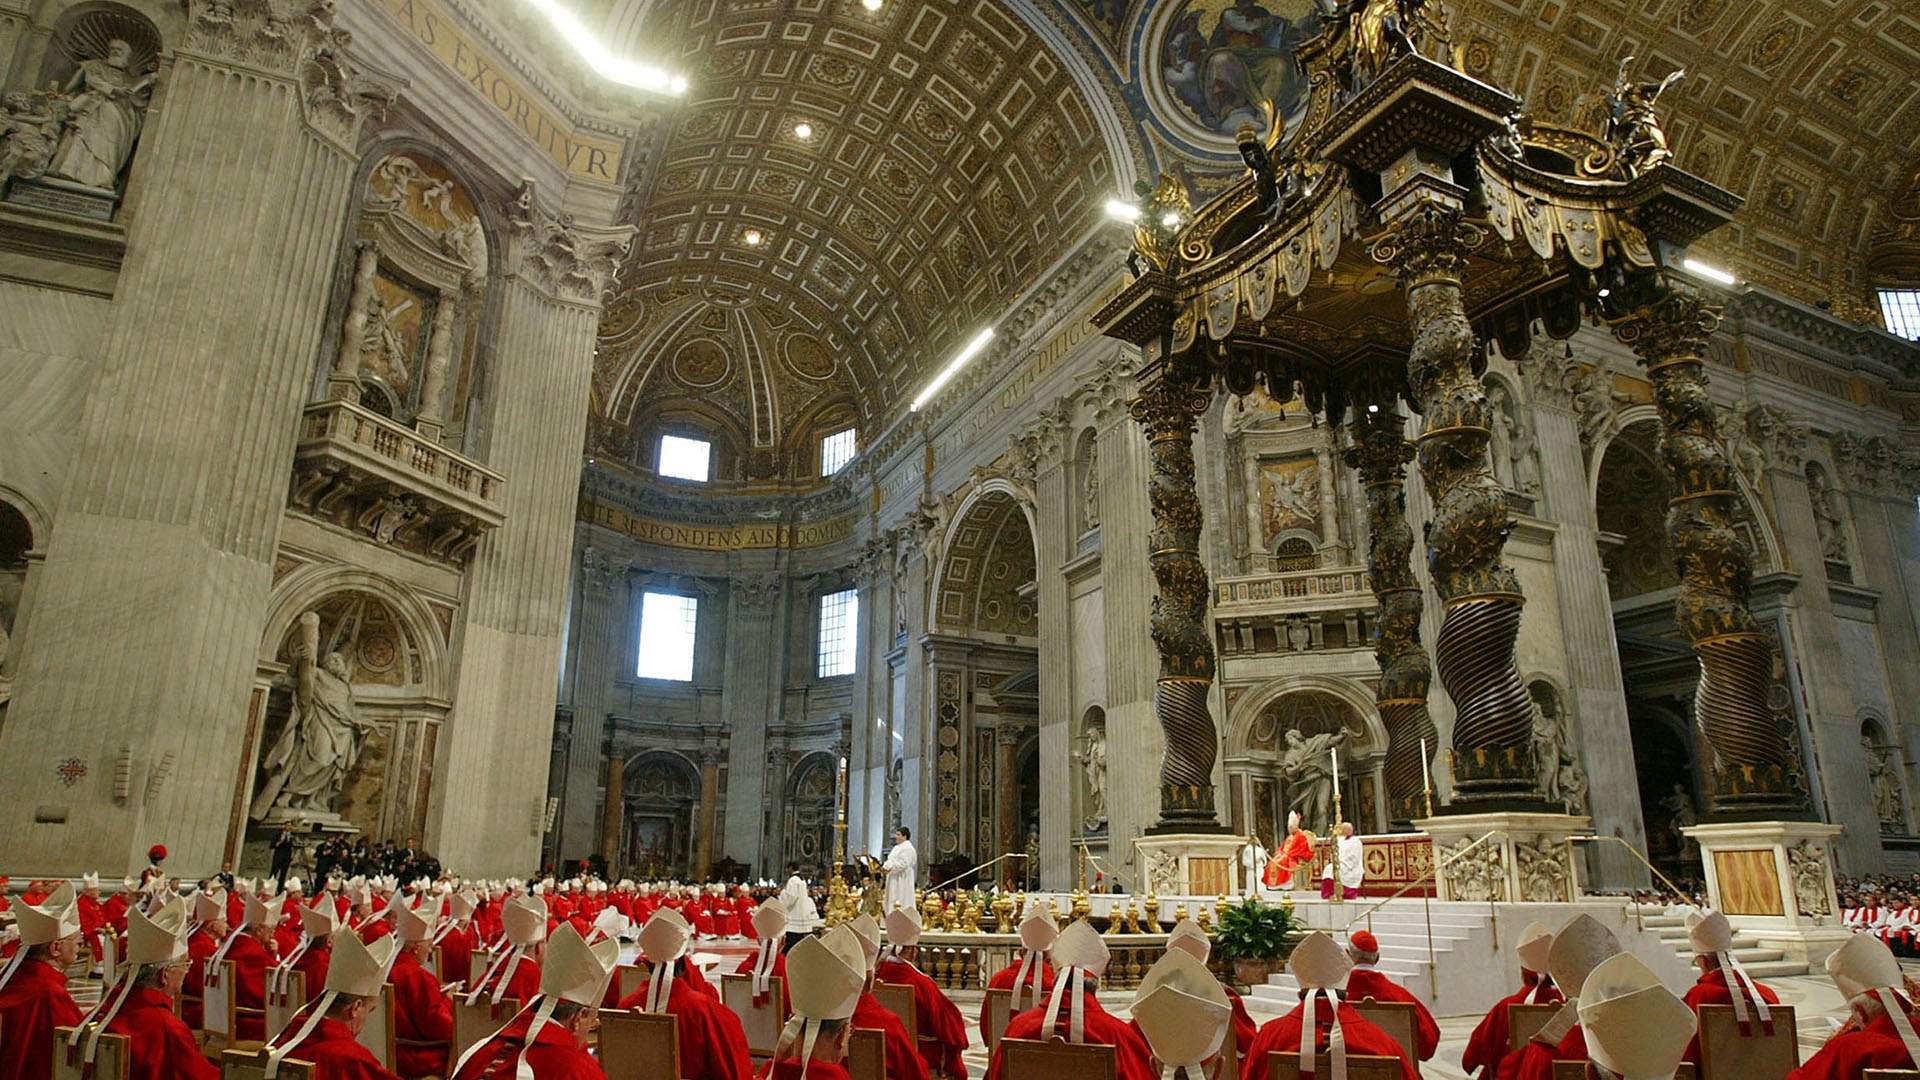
[694,743,722,879]
[1129,362,1224,831]
[1096,369,1162,865]
[1608,284,1805,813]
[557,545,625,859]
[432,193,631,873]
[721,572,783,873]
[1344,406,1434,825]
[0,0,383,872]
[1376,203,1534,804]
[600,722,623,872]
[1032,423,1074,884]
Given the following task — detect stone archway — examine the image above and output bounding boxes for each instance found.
[784,752,837,877]
[625,751,700,879]
[1226,680,1385,838]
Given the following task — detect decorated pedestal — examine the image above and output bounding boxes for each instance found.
[1416,812,1590,902]
[1134,833,1248,897]
[1683,821,1849,965]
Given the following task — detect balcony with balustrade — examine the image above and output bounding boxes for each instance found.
[1213,563,1376,659]
[288,399,505,565]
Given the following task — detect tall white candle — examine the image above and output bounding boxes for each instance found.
[1330,746,1340,807]
[1420,737,1432,796]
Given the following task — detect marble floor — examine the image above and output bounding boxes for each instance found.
[947,970,1868,1078]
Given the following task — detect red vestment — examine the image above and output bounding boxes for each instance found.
[855,991,931,1080]
[0,958,84,1080]
[274,1016,403,1080]
[1460,978,1562,1080]
[1342,969,1440,1060]
[357,917,393,945]
[1240,997,1418,1080]
[1680,967,1780,1065]
[986,990,1153,1080]
[451,1008,610,1080]
[103,985,219,1080]
[1264,831,1315,889]
[618,972,752,1080]
[226,932,275,1041]
[438,926,476,985]
[1502,1024,1584,1080]
[876,957,970,1079]
[978,958,1054,1035]
[77,895,107,960]
[390,950,454,1078]
[1787,1008,1920,1079]
[732,949,792,1018]
[103,894,129,935]
[475,954,542,1008]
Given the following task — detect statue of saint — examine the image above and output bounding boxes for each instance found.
[1077,723,1109,829]
[1280,727,1347,831]
[1871,749,1905,832]
[250,612,374,820]
[1530,692,1574,807]
[46,39,154,191]
[1606,58,1684,175]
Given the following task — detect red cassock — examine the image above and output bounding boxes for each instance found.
[226,933,276,1041]
[293,943,334,1006]
[104,894,130,935]
[1342,969,1440,1060]
[618,974,752,1080]
[693,903,718,938]
[274,1017,403,1080]
[854,992,932,1080]
[1787,1008,1920,1079]
[226,894,246,929]
[740,900,759,941]
[476,954,543,1009]
[1501,1023,1584,1080]
[391,949,455,1078]
[1225,987,1259,1056]
[986,991,1154,1080]
[979,959,1054,1035]
[759,1060,853,1080]
[276,915,304,957]
[1240,998,1419,1080]
[876,957,970,1079]
[1264,831,1315,889]
[0,959,85,1080]
[1681,968,1779,1065]
[358,917,393,945]
[732,949,792,1018]
[184,927,221,1029]
[438,925,477,986]
[103,985,219,1080]
[77,895,107,960]
[452,1008,609,1080]
[1460,979,1563,1080]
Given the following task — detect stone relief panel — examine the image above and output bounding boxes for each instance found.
[1257,455,1321,549]
[1,6,159,220]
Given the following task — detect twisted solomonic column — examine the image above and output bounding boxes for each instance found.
[1374,200,1536,804]
[1345,406,1436,823]
[1129,366,1224,831]
[1609,284,1805,812]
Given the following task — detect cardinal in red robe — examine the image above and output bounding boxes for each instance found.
[1342,931,1439,1060]
[983,920,1152,1080]
[1461,963,1560,1080]
[621,908,753,1080]
[0,926,84,1080]
[1788,933,1920,1080]
[875,909,968,1079]
[391,903,456,1079]
[1263,813,1315,890]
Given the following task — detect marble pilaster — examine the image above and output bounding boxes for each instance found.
[0,3,383,872]
[1844,483,1920,790]
[721,571,784,872]
[694,742,722,879]
[1098,403,1166,877]
[432,193,630,875]
[557,545,626,860]
[1034,439,1074,889]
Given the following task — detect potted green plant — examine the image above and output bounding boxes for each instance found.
[1211,897,1299,989]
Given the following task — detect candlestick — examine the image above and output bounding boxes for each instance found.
[1330,746,1341,804]
[1420,737,1433,818]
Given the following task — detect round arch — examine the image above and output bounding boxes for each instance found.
[1590,408,1784,577]
[260,564,450,699]
[0,483,51,553]
[1224,674,1388,760]
[927,482,1040,635]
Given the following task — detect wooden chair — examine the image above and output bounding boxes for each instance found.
[983,988,1015,1053]
[1003,1037,1118,1080]
[53,1027,129,1080]
[1349,998,1420,1066]
[355,983,397,1069]
[452,994,518,1060]
[871,980,919,1041]
[1677,1064,1698,1080]
[1863,1071,1920,1079]
[228,960,268,1049]
[1696,1003,1798,1080]
[1266,1052,1402,1080]
[99,936,122,992]
[1550,1062,1592,1080]
[616,962,651,1002]
[600,1010,680,1080]
[720,972,785,1060]
[219,1047,316,1079]
[848,1028,888,1080]
[265,969,306,1042]
[201,958,237,1048]
[1507,1002,1562,1052]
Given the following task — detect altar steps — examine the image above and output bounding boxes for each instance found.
[1633,907,1810,979]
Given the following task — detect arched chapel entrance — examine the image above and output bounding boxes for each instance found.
[624,751,699,879]
[1226,682,1388,841]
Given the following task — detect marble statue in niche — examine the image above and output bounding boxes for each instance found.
[0,93,68,186]
[1487,382,1540,494]
[1082,440,1101,531]
[1280,726,1345,831]
[1529,684,1577,810]
[1076,715,1108,831]
[44,38,153,190]
[251,611,374,821]
[1807,465,1850,566]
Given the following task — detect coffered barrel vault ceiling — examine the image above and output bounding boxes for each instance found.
[576,0,1920,478]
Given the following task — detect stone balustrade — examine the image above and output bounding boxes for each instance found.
[1213,566,1375,657]
[289,399,506,565]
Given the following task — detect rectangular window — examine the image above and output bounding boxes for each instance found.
[821,428,857,477]
[658,435,711,482]
[637,592,699,681]
[1880,289,1920,341]
[817,588,858,677]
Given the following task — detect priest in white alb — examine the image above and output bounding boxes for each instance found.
[881,826,917,913]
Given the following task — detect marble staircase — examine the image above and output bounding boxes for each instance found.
[1631,904,1811,979]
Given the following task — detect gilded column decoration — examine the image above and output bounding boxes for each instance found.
[1608,283,1804,811]
[1129,362,1223,830]
[1344,406,1434,823]
[1374,201,1534,802]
